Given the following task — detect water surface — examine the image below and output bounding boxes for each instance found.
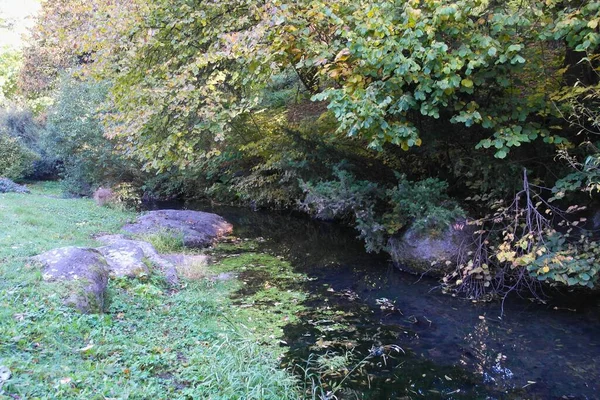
[165,203,600,399]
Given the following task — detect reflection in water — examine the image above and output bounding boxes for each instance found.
[164,201,600,399]
[463,317,514,390]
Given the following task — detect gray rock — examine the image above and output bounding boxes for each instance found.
[122,209,233,248]
[388,222,473,276]
[96,235,179,285]
[33,247,109,313]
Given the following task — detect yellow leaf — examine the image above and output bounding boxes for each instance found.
[461,78,474,88]
[334,48,351,62]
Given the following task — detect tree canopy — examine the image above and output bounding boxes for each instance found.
[14,0,600,298]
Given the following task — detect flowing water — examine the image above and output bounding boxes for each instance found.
[160,202,600,399]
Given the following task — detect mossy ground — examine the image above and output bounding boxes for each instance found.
[0,182,303,399]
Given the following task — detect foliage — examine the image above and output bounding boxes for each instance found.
[450,170,600,302]
[95,0,270,171]
[385,174,465,235]
[0,177,29,193]
[0,133,38,180]
[300,166,384,251]
[300,166,381,221]
[552,144,600,199]
[300,166,463,252]
[19,0,600,163]
[109,182,144,211]
[44,76,138,195]
[0,108,58,179]
[311,0,572,156]
[0,47,21,105]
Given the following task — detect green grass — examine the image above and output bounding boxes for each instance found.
[0,182,302,399]
[140,229,186,253]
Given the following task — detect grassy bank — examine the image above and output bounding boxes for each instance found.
[0,182,302,399]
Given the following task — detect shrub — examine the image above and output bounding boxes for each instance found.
[384,174,465,236]
[0,109,58,179]
[0,134,38,180]
[449,170,600,302]
[0,177,29,193]
[300,166,464,253]
[44,76,138,195]
[110,183,143,210]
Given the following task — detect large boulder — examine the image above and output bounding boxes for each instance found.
[33,247,109,313]
[96,234,178,285]
[122,209,233,247]
[32,238,183,313]
[388,223,473,276]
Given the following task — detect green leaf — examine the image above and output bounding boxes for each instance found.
[494,149,507,159]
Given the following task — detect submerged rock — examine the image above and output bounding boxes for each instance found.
[33,247,109,313]
[388,222,472,275]
[0,178,29,194]
[122,209,233,248]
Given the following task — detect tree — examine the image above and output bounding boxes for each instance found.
[0,47,22,105]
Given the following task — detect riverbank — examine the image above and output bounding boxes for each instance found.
[0,182,301,398]
[3,182,599,399]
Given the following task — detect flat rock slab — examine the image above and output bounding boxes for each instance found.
[33,247,109,313]
[122,210,233,248]
[96,234,177,284]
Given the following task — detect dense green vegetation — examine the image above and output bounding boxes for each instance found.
[2,0,600,300]
[0,182,302,398]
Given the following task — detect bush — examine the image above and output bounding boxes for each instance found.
[300,166,464,253]
[0,108,59,179]
[0,134,38,180]
[44,76,137,195]
[0,177,30,193]
[384,174,465,236]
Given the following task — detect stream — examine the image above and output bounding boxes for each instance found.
[160,202,600,399]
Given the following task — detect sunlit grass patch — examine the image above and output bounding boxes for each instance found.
[139,229,186,253]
